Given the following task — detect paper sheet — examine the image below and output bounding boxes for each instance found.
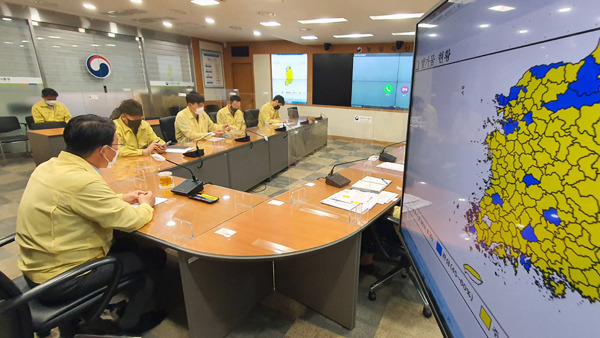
[132,197,168,208]
[376,162,405,172]
[166,147,194,154]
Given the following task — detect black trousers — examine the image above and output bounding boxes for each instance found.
[25,236,166,329]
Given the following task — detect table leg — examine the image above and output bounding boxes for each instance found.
[178,253,274,337]
[274,233,361,329]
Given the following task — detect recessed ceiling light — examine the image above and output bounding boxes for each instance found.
[83,3,96,10]
[519,29,528,34]
[91,43,100,46]
[2,17,12,21]
[391,31,415,36]
[333,33,373,39]
[298,18,347,24]
[107,32,115,37]
[479,24,490,28]
[558,7,571,13]
[72,44,78,47]
[301,35,318,40]
[4,41,13,44]
[130,0,142,3]
[32,21,39,26]
[22,40,29,43]
[191,0,219,6]
[418,23,437,28]
[105,43,116,46]
[370,13,423,20]
[260,21,281,27]
[36,37,44,40]
[489,5,515,12]
[78,28,86,33]
[205,17,215,24]
[163,21,173,28]
[429,33,437,37]
[253,30,261,36]
[48,35,60,38]
[51,45,60,48]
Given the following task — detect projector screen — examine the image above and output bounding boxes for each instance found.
[351,53,413,109]
[271,54,308,104]
[402,1,600,337]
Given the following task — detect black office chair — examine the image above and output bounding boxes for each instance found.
[30,122,67,130]
[25,116,35,130]
[167,106,180,116]
[287,107,299,119]
[0,234,138,337]
[159,116,177,144]
[205,104,219,113]
[207,111,218,123]
[0,116,29,160]
[366,215,433,318]
[244,109,259,128]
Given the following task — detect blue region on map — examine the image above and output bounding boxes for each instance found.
[523,174,541,187]
[543,55,600,112]
[529,62,565,79]
[521,224,539,242]
[522,112,534,125]
[496,85,523,106]
[543,208,561,226]
[503,118,520,134]
[491,193,503,206]
[520,254,532,271]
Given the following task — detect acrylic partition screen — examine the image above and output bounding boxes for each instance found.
[402,1,600,337]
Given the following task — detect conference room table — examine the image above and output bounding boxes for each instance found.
[103,141,406,337]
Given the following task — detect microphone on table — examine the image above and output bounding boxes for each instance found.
[235,133,251,142]
[151,154,204,196]
[246,129,268,141]
[325,157,370,188]
[183,138,207,158]
[378,140,405,163]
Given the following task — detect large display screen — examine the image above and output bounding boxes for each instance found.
[351,53,413,109]
[271,54,308,104]
[402,1,600,337]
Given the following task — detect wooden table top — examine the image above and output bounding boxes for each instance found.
[27,128,65,136]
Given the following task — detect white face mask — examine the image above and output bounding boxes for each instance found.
[196,107,204,114]
[102,146,118,168]
[45,100,56,107]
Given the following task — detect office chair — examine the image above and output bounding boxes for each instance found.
[159,116,177,144]
[204,104,219,113]
[0,234,137,337]
[367,215,433,318]
[243,109,259,128]
[30,122,67,130]
[0,116,29,160]
[25,116,35,130]
[207,110,218,123]
[287,107,299,119]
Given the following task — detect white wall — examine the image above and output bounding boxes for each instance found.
[253,54,271,109]
[282,105,407,143]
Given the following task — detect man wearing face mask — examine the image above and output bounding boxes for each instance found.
[16,114,167,333]
[216,95,246,132]
[31,87,72,123]
[174,92,230,143]
[258,95,285,127]
[114,99,166,157]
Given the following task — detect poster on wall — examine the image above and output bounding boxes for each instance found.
[201,50,224,88]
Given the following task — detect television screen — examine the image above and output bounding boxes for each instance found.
[351,53,413,109]
[312,53,353,106]
[402,1,600,337]
[271,54,308,104]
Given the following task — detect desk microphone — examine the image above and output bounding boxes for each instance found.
[183,138,206,158]
[379,140,405,163]
[151,155,204,196]
[325,157,369,188]
[246,129,268,141]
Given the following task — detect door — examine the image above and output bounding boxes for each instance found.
[232,63,255,109]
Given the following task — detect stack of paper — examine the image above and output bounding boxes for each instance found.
[321,189,399,214]
[376,162,404,172]
[402,193,432,212]
[351,176,391,193]
[166,147,194,154]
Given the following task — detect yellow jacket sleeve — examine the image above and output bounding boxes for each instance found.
[31,104,44,123]
[216,108,228,125]
[62,105,72,122]
[70,180,153,233]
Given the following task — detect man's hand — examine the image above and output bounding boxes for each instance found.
[214,131,224,137]
[123,190,145,204]
[138,191,155,206]
[155,143,167,154]
[223,124,231,132]
[142,142,158,156]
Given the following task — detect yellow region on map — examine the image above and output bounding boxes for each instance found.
[285,66,293,85]
[468,42,600,302]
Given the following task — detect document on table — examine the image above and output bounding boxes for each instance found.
[166,147,194,154]
[401,193,432,212]
[132,197,168,208]
[321,189,378,214]
[351,176,391,193]
[376,162,404,172]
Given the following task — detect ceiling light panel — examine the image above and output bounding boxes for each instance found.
[260,21,281,27]
[333,33,373,38]
[191,0,219,6]
[370,13,423,20]
[489,5,515,12]
[298,18,347,24]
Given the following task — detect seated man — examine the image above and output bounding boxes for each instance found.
[258,95,285,127]
[175,92,229,143]
[114,99,166,157]
[217,95,246,133]
[16,114,166,333]
[31,87,72,123]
